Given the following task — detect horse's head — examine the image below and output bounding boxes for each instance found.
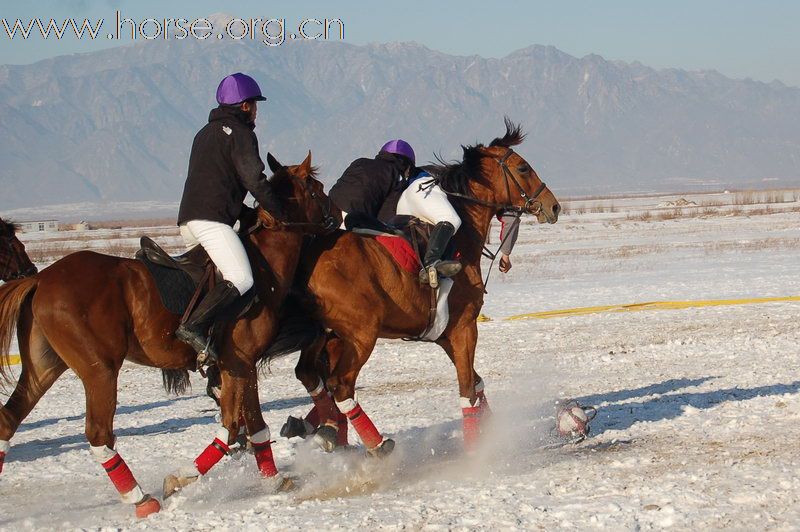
[262,151,342,234]
[0,219,37,281]
[434,118,560,224]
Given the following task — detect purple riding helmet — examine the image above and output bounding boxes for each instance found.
[380,139,415,166]
[216,73,267,105]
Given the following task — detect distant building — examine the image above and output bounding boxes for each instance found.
[18,220,59,233]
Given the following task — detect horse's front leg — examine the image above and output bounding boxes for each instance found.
[437,320,483,452]
[240,372,290,484]
[164,354,272,496]
[326,334,393,456]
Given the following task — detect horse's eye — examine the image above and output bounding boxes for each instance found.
[517,164,530,174]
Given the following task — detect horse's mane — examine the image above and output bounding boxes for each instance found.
[0,218,18,238]
[430,117,525,195]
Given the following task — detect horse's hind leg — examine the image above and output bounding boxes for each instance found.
[0,312,66,472]
[79,367,160,517]
[289,333,348,451]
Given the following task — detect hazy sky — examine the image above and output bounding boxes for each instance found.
[1,0,798,87]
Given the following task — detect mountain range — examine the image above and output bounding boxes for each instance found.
[1,34,799,211]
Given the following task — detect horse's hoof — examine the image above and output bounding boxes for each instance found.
[312,425,338,453]
[368,438,395,458]
[163,473,198,499]
[134,495,161,518]
[280,416,312,439]
[276,476,296,493]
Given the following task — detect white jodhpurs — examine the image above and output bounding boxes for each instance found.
[179,220,253,294]
[396,181,461,231]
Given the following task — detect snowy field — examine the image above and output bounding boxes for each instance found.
[2,193,800,530]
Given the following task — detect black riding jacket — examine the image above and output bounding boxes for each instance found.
[178,106,283,226]
[329,152,412,223]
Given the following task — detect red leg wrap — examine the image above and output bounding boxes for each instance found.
[194,438,230,475]
[462,406,482,451]
[0,452,6,475]
[304,405,320,429]
[101,453,139,495]
[336,412,349,447]
[311,392,341,427]
[345,404,383,449]
[252,441,279,477]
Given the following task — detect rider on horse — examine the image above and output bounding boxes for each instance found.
[176,73,285,363]
[329,139,462,286]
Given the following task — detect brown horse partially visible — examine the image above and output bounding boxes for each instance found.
[280,120,560,454]
[0,219,37,282]
[0,153,338,517]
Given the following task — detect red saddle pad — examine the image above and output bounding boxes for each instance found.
[375,235,420,274]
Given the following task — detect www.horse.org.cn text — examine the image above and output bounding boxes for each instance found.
[1,12,345,47]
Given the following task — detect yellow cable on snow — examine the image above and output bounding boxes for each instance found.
[505,296,800,321]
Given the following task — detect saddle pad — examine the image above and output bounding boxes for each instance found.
[137,256,197,315]
[375,235,420,274]
[422,278,454,341]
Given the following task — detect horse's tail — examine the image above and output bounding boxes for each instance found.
[161,369,191,396]
[0,277,38,383]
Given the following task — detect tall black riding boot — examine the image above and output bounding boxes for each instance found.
[176,280,240,365]
[419,221,462,288]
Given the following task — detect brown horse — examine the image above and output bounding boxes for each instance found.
[0,219,37,282]
[0,153,338,517]
[281,120,560,454]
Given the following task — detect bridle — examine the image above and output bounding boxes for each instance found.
[246,173,338,235]
[431,148,547,217]
[425,148,549,292]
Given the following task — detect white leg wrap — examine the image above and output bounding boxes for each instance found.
[0,440,9,453]
[215,426,230,442]
[309,379,325,397]
[459,397,474,409]
[250,427,270,445]
[121,485,145,505]
[90,444,117,463]
[475,379,485,394]
[335,398,358,414]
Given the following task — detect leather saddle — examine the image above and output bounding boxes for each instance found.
[137,236,212,285]
[135,237,216,316]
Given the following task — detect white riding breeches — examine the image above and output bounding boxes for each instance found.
[179,220,253,294]
[396,180,461,231]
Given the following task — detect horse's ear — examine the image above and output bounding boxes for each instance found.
[298,150,312,178]
[266,152,283,174]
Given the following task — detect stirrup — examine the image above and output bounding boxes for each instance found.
[196,336,216,367]
[419,265,440,288]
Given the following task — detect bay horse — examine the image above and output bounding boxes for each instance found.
[279,120,560,454]
[0,153,338,518]
[0,219,37,282]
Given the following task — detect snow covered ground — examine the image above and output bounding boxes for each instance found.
[2,198,800,530]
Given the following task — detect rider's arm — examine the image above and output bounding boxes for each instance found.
[499,214,521,256]
[230,129,285,220]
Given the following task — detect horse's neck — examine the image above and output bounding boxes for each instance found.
[249,231,304,298]
[454,202,495,267]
